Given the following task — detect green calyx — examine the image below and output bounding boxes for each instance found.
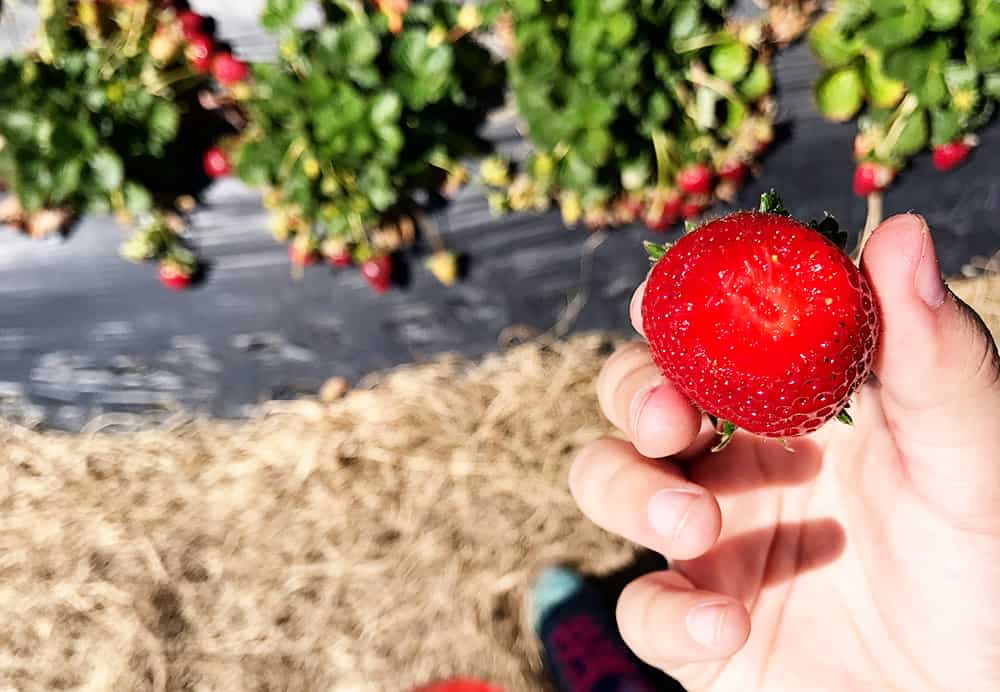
[758,189,789,215]
[711,419,738,452]
[836,402,854,426]
[810,213,848,251]
[644,240,671,262]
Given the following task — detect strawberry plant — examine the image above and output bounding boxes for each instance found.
[480,0,778,232]
[810,0,999,196]
[234,0,504,292]
[642,190,877,450]
[0,0,245,288]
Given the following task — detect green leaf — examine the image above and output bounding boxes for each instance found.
[985,73,1000,99]
[809,13,862,68]
[375,124,403,153]
[916,71,947,108]
[893,108,928,157]
[560,151,596,189]
[340,24,379,68]
[91,149,123,192]
[861,4,926,50]
[815,67,865,121]
[235,141,272,186]
[669,0,703,42]
[943,62,978,92]
[123,183,153,214]
[605,13,635,47]
[930,108,962,146]
[49,159,82,203]
[261,0,306,30]
[709,41,751,83]
[923,0,962,30]
[645,91,673,127]
[370,91,402,127]
[148,101,179,144]
[577,128,612,166]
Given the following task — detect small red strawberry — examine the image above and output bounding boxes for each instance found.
[677,163,714,196]
[681,198,707,219]
[289,243,318,267]
[717,160,748,186]
[202,146,230,178]
[931,138,974,172]
[641,191,879,443]
[614,195,644,224]
[177,10,204,40]
[644,193,682,232]
[852,162,894,196]
[211,51,249,86]
[185,34,214,73]
[360,255,393,293]
[159,262,193,291]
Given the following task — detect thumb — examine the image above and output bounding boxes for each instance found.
[861,213,1000,522]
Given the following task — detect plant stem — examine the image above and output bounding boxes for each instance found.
[688,62,744,105]
[674,31,726,53]
[873,93,919,161]
[851,191,882,263]
[651,129,670,188]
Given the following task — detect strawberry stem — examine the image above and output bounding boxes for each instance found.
[851,191,883,263]
[711,419,737,452]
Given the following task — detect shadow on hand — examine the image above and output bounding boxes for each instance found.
[677,518,847,603]
[687,435,824,496]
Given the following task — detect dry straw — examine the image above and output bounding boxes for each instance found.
[0,271,996,692]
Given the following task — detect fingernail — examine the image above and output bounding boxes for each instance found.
[686,601,730,648]
[647,486,701,541]
[912,219,946,308]
[628,378,661,440]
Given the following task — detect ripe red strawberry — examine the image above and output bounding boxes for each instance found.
[177,10,204,40]
[159,263,192,291]
[931,139,973,172]
[202,146,230,178]
[185,34,214,73]
[644,193,682,232]
[717,160,748,186]
[677,164,713,196]
[360,256,393,293]
[211,51,249,85]
[852,162,894,196]
[641,193,879,441]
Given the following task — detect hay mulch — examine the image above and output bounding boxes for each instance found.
[0,272,997,692]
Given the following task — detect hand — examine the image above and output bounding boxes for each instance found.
[571,214,1000,691]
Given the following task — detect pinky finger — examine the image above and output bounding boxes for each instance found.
[617,571,750,671]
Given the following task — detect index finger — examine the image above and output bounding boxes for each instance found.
[630,280,647,337]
